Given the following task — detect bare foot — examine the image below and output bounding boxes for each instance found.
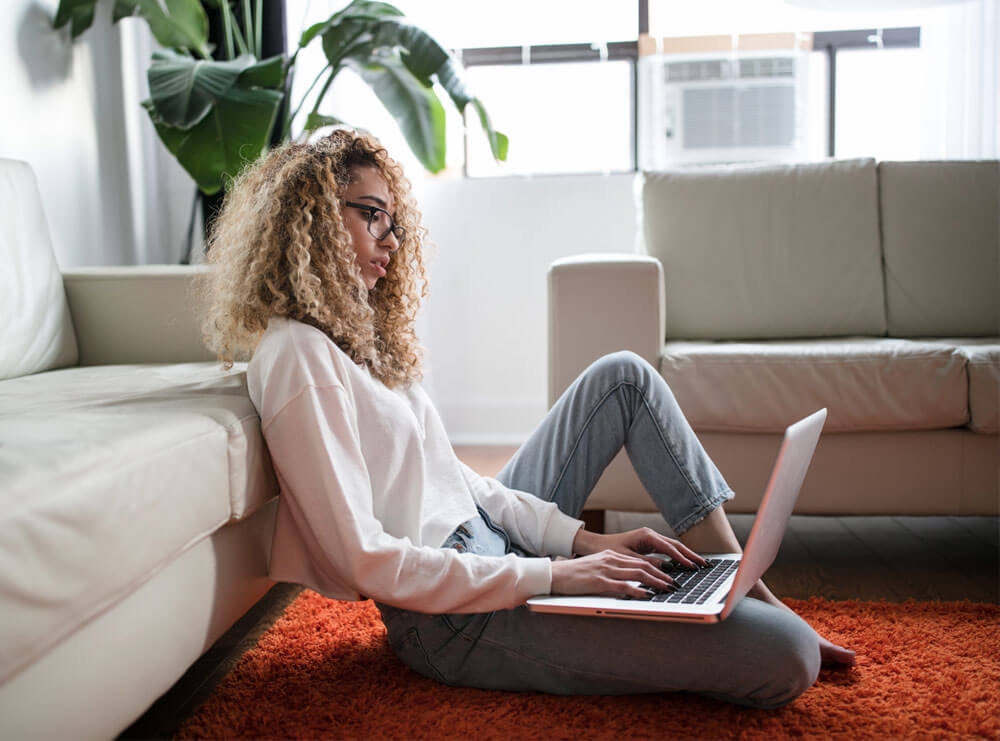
[819,635,856,667]
[750,580,856,668]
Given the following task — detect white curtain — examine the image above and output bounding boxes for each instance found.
[920,0,1000,158]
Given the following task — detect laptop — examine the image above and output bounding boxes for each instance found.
[527,408,827,623]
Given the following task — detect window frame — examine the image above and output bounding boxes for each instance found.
[450,0,922,175]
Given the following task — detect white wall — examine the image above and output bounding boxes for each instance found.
[416,173,640,443]
[2,0,129,267]
[0,1,191,268]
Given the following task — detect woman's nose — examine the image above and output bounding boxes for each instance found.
[380,232,400,253]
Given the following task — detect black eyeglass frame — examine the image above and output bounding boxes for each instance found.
[343,201,406,244]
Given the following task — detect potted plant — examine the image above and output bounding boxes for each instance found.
[54,0,507,248]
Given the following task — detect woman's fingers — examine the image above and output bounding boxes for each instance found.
[646,533,708,568]
[599,576,660,600]
[625,528,708,568]
[664,541,708,568]
[637,541,699,569]
[615,566,675,591]
[607,553,677,591]
[552,550,688,596]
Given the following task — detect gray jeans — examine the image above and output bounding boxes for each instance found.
[377,352,820,708]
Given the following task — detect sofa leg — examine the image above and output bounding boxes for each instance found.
[580,509,606,534]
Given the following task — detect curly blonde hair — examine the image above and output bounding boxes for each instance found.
[198,129,427,388]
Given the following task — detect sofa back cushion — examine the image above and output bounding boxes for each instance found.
[879,160,999,337]
[642,158,886,340]
[0,159,78,379]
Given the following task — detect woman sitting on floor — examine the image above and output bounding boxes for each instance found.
[199,129,854,709]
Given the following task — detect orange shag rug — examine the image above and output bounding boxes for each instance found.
[178,592,1000,740]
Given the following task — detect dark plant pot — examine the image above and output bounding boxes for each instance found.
[179,188,225,265]
[201,189,226,246]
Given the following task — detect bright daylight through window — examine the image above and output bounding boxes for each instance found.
[286,0,999,177]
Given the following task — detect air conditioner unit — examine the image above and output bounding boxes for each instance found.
[639,50,809,168]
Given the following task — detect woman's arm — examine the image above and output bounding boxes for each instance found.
[264,385,553,613]
[457,461,583,557]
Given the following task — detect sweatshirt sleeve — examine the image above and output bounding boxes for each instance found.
[263,384,555,612]
[458,461,583,558]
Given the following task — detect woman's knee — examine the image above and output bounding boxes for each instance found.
[747,611,821,709]
[583,351,655,385]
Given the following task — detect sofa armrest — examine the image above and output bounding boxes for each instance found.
[548,254,665,405]
[62,266,216,366]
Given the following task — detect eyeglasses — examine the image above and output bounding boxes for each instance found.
[343,201,406,244]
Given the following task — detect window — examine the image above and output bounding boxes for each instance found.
[835,47,924,160]
[286,1,996,177]
[463,60,634,176]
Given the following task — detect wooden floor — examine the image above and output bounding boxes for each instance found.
[120,445,999,739]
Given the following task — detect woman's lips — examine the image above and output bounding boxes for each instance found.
[370,260,386,277]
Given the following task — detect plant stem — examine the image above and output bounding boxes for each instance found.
[254,0,263,60]
[284,63,334,140]
[220,1,235,59]
[221,0,248,57]
[309,66,338,118]
[242,0,254,57]
[231,13,249,55]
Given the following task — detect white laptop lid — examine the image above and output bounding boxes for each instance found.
[718,407,827,619]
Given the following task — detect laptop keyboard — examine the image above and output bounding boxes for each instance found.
[627,558,740,605]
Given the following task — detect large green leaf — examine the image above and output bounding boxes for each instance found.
[112,0,141,22]
[52,0,98,38]
[352,50,446,173]
[371,20,448,84]
[324,14,507,164]
[55,0,209,56]
[238,54,286,88]
[293,0,506,170]
[303,112,348,135]
[320,18,375,74]
[376,22,507,162]
[144,55,285,194]
[434,56,509,162]
[469,100,509,162]
[147,50,256,128]
[121,0,210,57]
[299,0,403,49]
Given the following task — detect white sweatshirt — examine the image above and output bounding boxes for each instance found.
[246,317,584,613]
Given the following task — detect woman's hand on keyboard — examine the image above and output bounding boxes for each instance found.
[550,549,680,598]
[573,527,707,570]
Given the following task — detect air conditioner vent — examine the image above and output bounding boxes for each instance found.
[665,59,727,82]
[739,57,795,79]
[682,85,796,149]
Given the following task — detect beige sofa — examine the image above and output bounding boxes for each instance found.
[0,159,279,740]
[549,158,999,518]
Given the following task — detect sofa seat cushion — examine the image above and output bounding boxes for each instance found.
[0,362,276,684]
[926,339,1000,434]
[660,338,969,434]
[962,343,1000,434]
